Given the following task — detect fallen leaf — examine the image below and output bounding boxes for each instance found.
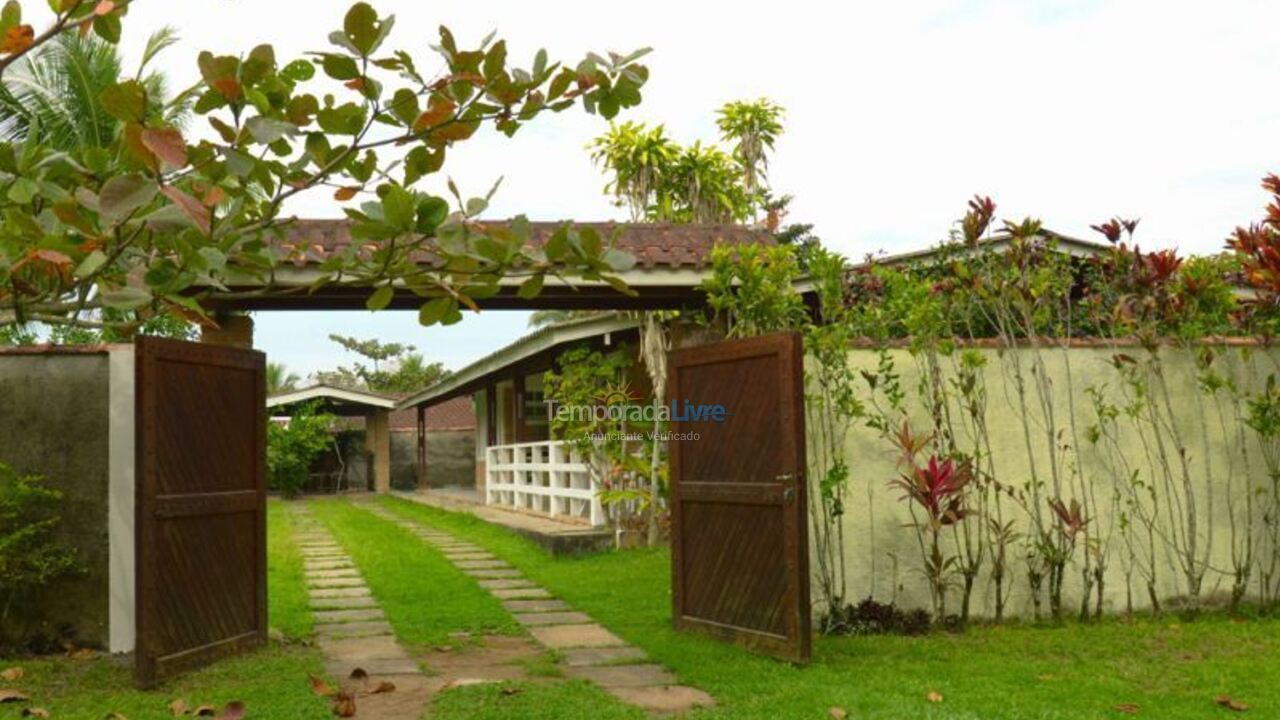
[22,708,50,718]
[68,648,96,662]
[332,692,356,717]
[1037,674,1055,681]
[927,691,943,703]
[1114,703,1140,715]
[105,713,129,719]
[169,698,188,716]
[1216,695,1250,712]
[0,689,29,703]
[365,680,395,695]
[309,674,336,697]
[217,701,245,720]
[829,707,848,719]
[192,706,216,716]
[0,25,34,55]
[500,686,521,696]
[348,668,368,682]
[0,667,22,681]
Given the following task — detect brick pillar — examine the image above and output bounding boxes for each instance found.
[366,409,392,494]
[200,312,254,349]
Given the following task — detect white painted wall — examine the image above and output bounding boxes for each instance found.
[107,346,136,654]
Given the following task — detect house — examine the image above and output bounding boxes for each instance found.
[387,396,475,491]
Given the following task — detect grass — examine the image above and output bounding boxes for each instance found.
[309,498,519,648]
[267,498,313,639]
[379,495,1280,719]
[431,681,646,720]
[0,498,330,719]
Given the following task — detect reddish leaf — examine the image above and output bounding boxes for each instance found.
[94,0,116,15]
[67,647,96,662]
[1216,695,1249,712]
[348,668,368,682]
[927,691,943,704]
[0,689,29,703]
[366,680,396,695]
[828,708,848,719]
[333,187,359,201]
[141,128,189,169]
[211,77,241,101]
[160,186,212,235]
[1114,703,1140,715]
[413,97,457,133]
[0,25,34,55]
[202,186,226,207]
[217,700,246,720]
[332,692,357,717]
[309,674,336,697]
[0,667,22,682]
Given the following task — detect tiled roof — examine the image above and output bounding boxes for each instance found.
[277,219,772,270]
[389,395,476,431]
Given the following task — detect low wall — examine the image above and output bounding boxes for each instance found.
[821,344,1280,619]
[390,429,476,490]
[0,350,111,649]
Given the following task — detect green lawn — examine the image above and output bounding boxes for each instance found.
[0,498,329,719]
[378,495,1280,720]
[309,497,519,648]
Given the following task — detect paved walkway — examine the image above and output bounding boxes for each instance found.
[360,501,715,714]
[289,506,435,719]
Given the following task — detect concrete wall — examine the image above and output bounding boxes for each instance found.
[821,345,1280,619]
[390,429,476,490]
[0,352,111,648]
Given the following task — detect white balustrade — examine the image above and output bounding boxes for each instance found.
[484,440,603,526]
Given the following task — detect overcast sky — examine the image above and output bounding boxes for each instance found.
[73,0,1280,377]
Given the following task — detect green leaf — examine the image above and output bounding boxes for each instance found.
[366,284,394,311]
[603,248,637,272]
[344,2,393,56]
[517,274,544,300]
[415,196,449,234]
[74,250,107,279]
[245,117,298,144]
[321,54,360,81]
[99,81,147,123]
[98,174,158,220]
[418,296,453,326]
[2,2,21,35]
[316,103,367,135]
[92,13,121,43]
[382,186,416,230]
[6,177,38,204]
[282,59,316,82]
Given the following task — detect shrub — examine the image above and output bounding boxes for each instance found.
[0,463,80,648]
[266,402,335,498]
[823,597,932,636]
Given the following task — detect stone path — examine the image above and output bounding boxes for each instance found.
[360,502,716,714]
[289,506,435,719]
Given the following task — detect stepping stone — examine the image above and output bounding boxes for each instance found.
[514,611,594,626]
[310,587,372,599]
[502,599,570,613]
[301,553,346,561]
[312,596,380,610]
[315,621,394,639]
[490,587,552,600]
[606,686,716,713]
[318,633,406,660]
[304,560,354,571]
[561,646,648,667]
[566,664,677,687]
[309,577,367,589]
[453,560,509,570]
[477,578,535,590]
[303,566,358,576]
[464,568,523,579]
[316,608,385,623]
[298,543,340,549]
[325,656,420,678]
[529,624,626,649]
[442,552,494,561]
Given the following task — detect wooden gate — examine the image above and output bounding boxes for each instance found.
[135,337,267,687]
[667,331,810,662]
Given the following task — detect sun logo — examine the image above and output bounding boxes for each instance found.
[594,380,640,407]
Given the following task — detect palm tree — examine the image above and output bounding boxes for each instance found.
[669,141,749,224]
[716,99,784,218]
[589,121,679,221]
[267,362,301,396]
[0,27,189,151]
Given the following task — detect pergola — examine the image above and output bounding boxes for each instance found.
[265,383,399,493]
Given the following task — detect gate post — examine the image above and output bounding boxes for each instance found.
[200,312,255,349]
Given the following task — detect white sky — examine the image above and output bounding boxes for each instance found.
[66,0,1280,376]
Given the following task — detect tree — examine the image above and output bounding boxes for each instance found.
[0,1,651,335]
[267,361,300,395]
[266,401,334,498]
[716,98,783,216]
[0,462,79,647]
[316,333,449,393]
[588,120,678,221]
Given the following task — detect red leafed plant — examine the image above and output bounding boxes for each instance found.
[888,444,975,620]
